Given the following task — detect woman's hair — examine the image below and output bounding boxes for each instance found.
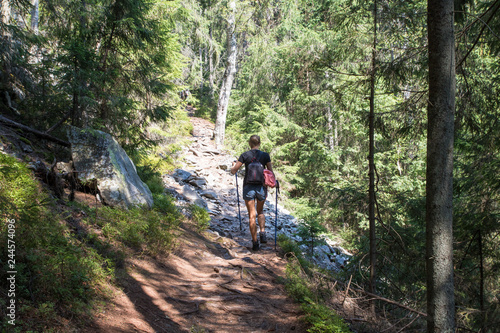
[249,135,261,148]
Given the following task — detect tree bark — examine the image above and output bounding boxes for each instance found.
[426,0,456,331]
[1,0,10,25]
[368,0,378,299]
[478,229,484,328]
[326,105,335,151]
[209,26,215,97]
[214,0,237,147]
[30,0,39,32]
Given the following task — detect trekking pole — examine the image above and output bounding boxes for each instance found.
[275,180,280,251]
[235,172,242,232]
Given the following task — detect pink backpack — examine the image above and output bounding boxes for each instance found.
[263,169,276,188]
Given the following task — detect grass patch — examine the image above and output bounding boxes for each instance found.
[188,204,211,232]
[278,234,351,333]
[77,193,181,257]
[0,153,110,331]
[0,152,182,331]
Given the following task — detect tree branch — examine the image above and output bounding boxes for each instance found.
[46,110,71,134]
[0,115,70,147]
[456,1,500,69]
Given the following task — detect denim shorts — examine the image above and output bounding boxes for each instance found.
[243,184,267,201]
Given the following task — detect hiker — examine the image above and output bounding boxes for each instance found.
[231,135,273,251]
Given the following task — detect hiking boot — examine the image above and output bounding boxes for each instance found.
[252,240,260,251]
[259,232,267,243]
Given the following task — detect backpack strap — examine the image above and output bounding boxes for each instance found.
[251,149,261,163]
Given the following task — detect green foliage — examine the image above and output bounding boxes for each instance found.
[0,153,182,330]
[189,204,211,232]
[0,153,110,330]
[296,212,328,256]
[279,236,350,333]
[3,0,186,150]
[81,194,181,256]
[278,234,311,273]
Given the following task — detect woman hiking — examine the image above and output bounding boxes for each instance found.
[231,135,274,251]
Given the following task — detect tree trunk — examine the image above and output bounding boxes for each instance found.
[209,26,214,97]
[1,0,10,25]
[426,0,456,331]
[214,0,237,147]
[30,0,39,32]
[326,105,335,151]
[199,45,203,90]
[368,0,378,299]
[478,229,484,328]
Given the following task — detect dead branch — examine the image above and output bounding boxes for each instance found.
[0,115,70,147]
[46,111,71,134]
[315,271,427,317]
[343,275,353,305]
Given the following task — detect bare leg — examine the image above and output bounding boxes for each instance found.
[256,199,266,233]
[245,199,258,242]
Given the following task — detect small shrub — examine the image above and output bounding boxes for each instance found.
[189,204,210,232]
[278,234,351,333]
[278,234,310,272]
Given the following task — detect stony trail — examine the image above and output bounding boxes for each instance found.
[85,116,309,333]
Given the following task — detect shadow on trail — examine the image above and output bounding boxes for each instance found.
[65,211,187,333]
[151,227,305,333]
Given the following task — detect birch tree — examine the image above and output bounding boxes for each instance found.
[214,0,237,147]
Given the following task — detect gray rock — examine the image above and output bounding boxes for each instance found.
[180,184,208,209]
[20,141,33,153]
[172,169,192,182]
[317,245,332,255]
[200,190,218,200]
[314,249,330,263]
[335,255,349,268]
[56,161,72,173]
[186,176,207,188]
[68,127,153,209]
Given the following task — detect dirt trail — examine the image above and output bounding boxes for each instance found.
[85,116,308,333]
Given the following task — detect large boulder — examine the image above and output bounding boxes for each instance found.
[68,127,153,209]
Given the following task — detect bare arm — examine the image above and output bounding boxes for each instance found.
[266,162,273,172]
[231,161,243,175]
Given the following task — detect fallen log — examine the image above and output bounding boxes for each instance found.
[0,115,70,147]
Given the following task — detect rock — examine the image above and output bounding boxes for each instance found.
[189,148,201,157]
[335,255,349,268]
[184,156,198,165]
[172,169,192,182]
[56,161,72,173]
[331,246,353,257]
[186,175,207,188]
[218,162,233,171]
[314,250,330,263]
[180,184,208,209]
[200,190,218,200]
[68,127,153,209]
[200,147,220,155]
[20,141,33,153]
[317,245,332,255]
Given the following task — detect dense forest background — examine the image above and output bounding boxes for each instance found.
[1,0,499,331]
